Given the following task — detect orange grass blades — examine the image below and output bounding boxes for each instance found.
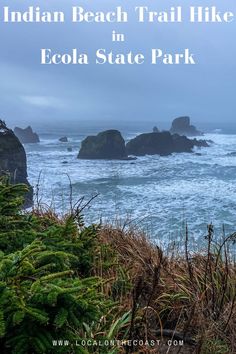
[98,224,236,353]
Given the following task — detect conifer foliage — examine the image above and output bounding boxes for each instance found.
[0,178,107,353]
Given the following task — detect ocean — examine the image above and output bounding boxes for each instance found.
[24,130,236,251]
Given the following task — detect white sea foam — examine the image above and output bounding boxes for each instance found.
[25,133,236,248]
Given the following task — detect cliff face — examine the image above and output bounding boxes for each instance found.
[0,121,32,206]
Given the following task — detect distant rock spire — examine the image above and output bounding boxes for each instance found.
[0,119,8,129]
[170,116,203,136]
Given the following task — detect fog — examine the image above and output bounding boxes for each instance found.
[0,0,235,132]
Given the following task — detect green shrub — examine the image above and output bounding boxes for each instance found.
[0,178,111,353]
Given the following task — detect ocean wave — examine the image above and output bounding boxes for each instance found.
[26,133,236,246]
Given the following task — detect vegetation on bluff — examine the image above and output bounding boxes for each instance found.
[0,177,235,353]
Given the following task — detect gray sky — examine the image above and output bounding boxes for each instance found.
[0,0,235,131]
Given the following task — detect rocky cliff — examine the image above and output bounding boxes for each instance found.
[0,121,32,206]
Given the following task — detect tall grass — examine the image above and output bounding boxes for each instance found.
[1,178,235,353]
[95,225,236,353]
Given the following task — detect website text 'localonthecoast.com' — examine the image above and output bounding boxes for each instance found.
[52,338,185,349]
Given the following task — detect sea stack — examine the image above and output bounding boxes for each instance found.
[170,116,203,136]
[59,136,68,142]
[14,126,40,144]
[0,120,33,206]
[78,130,128,160]
[126,131,208,156]
[153,126,159,133]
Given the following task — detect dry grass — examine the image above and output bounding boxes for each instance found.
[29,200,236,353]
[95,225,236,353]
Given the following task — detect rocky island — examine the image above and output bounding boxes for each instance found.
[126,131,208,156]
[14,126,40,144]
[0,120,32,206]
[153,126,159,133]
[78,130,128,160]
[78,129,209,159]
[59,136,68,143]
[170,116,203,136]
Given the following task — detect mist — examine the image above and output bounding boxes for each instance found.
[0,0,235,133]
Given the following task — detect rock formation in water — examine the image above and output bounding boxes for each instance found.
[126,131,208,156]
[0,120,33,206]
[59,136,68,142]
[170,116,203,136]
[14,126,40,144]
[153,126,159,133]
[78,130,127,160]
